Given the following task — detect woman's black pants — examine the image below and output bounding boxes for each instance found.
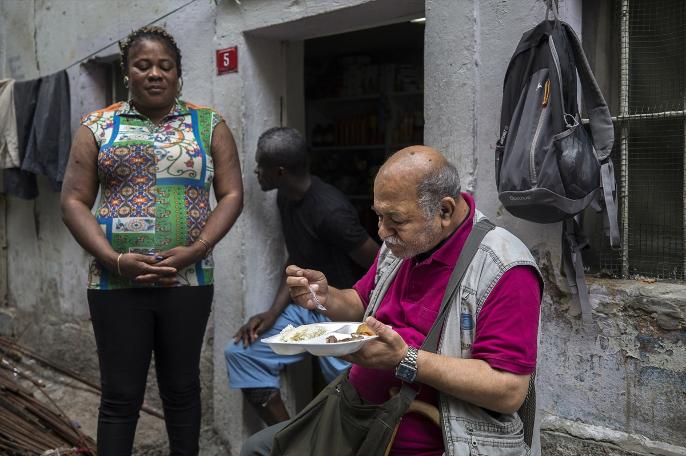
[88,285,213,456]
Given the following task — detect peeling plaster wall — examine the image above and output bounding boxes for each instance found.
[0,3,6,78]
[539,278,686,454]
[0,0,220,424]
[211,22,287,453]
[1,1,684,455]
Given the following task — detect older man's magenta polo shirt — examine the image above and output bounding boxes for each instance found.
[350,192,541,456]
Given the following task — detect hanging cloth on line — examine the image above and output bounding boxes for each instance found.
[22,70,71,190]
[2,70,71,199]
[3,78,40,199]
[0,79,20,169]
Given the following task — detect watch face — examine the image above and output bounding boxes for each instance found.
[396,363,416,383]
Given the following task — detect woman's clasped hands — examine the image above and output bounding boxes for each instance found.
[117,243,206,286]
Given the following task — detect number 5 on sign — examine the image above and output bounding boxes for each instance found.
[216,47,238,75]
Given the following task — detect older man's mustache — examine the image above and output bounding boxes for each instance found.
[383,236,403,246]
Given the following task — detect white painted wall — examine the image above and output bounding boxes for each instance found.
[210,1,425,450]
[0,0,222,421]
[2,1,684,455]
[0,2,6,78]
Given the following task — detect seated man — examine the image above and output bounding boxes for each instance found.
[242,146,543,455]
[225,127,378,426]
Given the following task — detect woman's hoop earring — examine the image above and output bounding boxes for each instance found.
[177,77,183,96]
[123,76,129,88]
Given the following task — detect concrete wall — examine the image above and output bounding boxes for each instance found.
[427,2,684,456]
[0,2,5,78]
[210,1,429,451]
[0,0,222,437]
[1,0,684,455]
[424,2,684,456]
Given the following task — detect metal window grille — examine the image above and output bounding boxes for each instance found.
[585,0,685,281]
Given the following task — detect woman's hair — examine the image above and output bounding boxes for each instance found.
[416,162,462,218]
[119,25,182,77]
[256,127,309,175]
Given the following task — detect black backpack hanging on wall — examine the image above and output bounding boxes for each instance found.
[495,7,619,325]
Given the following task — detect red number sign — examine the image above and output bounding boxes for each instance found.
[216,47,238,75]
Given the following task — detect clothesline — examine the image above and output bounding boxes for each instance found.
[58,0,201,74]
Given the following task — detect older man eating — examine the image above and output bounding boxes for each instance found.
[242,146,543,456]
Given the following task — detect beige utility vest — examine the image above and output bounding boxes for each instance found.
[365,211,542,456]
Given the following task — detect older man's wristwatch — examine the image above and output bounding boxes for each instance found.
[394,346,419,383]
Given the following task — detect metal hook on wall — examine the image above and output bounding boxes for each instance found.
[545,0,560,21]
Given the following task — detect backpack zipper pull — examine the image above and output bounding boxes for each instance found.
[499,126,508,144]
[542,79,551,106]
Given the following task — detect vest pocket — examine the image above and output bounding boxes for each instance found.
[459,293,477,358]
[465,424,528,456]
[458,409,527,456]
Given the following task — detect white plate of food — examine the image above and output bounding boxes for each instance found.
[261,322,378,357]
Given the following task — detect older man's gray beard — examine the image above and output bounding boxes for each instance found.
[383,221,443,259]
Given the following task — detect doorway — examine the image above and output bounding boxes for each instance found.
[228,3,425,441]
[304,21,425,239]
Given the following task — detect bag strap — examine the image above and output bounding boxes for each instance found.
[561,218,595,330]
[545,0,560,23]
[421,218,496,354]
[395,218,496,401]
[600,160,621,248]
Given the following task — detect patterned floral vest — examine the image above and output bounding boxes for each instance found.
[81,99,222,289]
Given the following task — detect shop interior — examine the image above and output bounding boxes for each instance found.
[304,20,425,239]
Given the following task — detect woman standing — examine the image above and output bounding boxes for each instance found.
[61,26,243,455]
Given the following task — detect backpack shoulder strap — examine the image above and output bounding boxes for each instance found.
[562,22,615,161]
[563,22,620,248]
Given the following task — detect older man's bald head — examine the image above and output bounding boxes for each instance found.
[378,146,448,185]
[376,146,462,218]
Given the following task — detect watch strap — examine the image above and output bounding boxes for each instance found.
[395,346,419,381]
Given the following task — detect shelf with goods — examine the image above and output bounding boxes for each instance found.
[307,63,423,157]
[306,55,423,237]
[308,90,422,104]
[309,147,382,201]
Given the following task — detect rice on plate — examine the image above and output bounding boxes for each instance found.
[278,324,327,342]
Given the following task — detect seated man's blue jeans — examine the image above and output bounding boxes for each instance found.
[225,304,350,389]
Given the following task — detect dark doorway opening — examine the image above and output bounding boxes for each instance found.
[304,21,425,240]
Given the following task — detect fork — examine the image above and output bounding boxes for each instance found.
[308,284,327,311]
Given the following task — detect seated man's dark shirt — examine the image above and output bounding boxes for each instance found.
[277,176,369,288]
